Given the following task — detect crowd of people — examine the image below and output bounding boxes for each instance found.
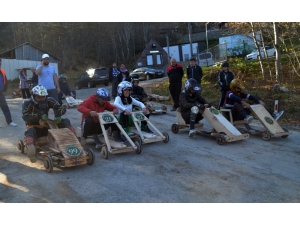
[1,54,285,163]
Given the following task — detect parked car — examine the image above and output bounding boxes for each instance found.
[130,67,164,81]
[245,46,276,60]
[75,68,109,90]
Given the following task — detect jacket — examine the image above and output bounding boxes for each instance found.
[77,94,117,124]
[109,67,120,82]
[131,86,148,101]
[167,64,184,83]
[0,69,8,93]
[186,65,203,84]
[179,89,208,114]
[218,70,234,91]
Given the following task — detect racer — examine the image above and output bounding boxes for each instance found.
[57,74,76,105]
[130,74,148,102]
[224,79,284,122]
[77,88,126,147]
[114,81,153,135]
[179,78,209,138]
[22,85,76,163]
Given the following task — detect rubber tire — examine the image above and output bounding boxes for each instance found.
[44,155,53,173]
[171,124,179,134]
[101,146,109,159]
[281,128,289,138]
[135,141,142,154]
[216,134,226,145]
[262,131,271,141]
[85,148,95,165]
[135,136,142,146]
[18,140,25,154]
[162,132,169,143]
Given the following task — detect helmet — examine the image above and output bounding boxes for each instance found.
[229,79,243,91]
[59,74,67,80]
[118,81,132,95]
[222,61,229,67]
[96,88,110,100]
[31,85,48,96]
[185,78,201,93]
[131,74,139,84]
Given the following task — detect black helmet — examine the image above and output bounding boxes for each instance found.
[222,61,229,67]
[59,74,67,80]
[131,74,139,84]
[184,78,201,93]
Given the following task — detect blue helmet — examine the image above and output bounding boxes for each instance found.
[96,88,110,100]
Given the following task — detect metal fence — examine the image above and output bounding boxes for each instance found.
[198,42,227,67]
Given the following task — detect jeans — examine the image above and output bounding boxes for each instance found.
[0,92,13,124]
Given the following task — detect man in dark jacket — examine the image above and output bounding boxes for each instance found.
[217,61,234,109]
[109,62,120,100]
[167,58,184,111]
[0,58,17,127]
[179,78,208,137]
[186,57,203,91]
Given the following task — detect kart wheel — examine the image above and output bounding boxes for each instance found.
[162,111,167,114]
[135,136,142,146]
[101,146,108,159]
[17,140,25,154]
[85,148,95,165]
[281,128,289,138]
[171,124,179,134]
[216,134,226,145]
[44,155,53,173]
[162,132,169,143]
[262,131,271,141]
[135,141,142,154]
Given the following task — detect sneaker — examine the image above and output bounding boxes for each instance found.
[27,144,37,163]
[141,124,153,134]
[244,115,253,123]
[9,122,17,127]
[80,137,86,146]
[123,127,134,136]
[273,111,284,121]
[189,129,196,138]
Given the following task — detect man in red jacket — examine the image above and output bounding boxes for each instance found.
[77,88,125,148]
[167,58,184,111]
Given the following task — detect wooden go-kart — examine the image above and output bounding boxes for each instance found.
[17,119,95,173]
[221,104,289,141]
[93,112,142,159]
[171,107,249,145]
[65,96,82,108]
[128,111,169,146]
[132,96,167,114]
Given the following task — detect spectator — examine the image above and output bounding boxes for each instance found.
[0,58,17,127]
[35,54,60,101]
[186,57,203,92]
[167,58,184,111]
[109,62,120,100]
[217,61,234,110]
[57,74,76,105]
[118,64,131,83]
[22,85,75,163]
[19,70,31,99]
[77,88,126,146]
[31,67,38,88]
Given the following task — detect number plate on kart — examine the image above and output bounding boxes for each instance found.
[66,145,81,156]
[102,114,114,122]
[135,113,145,120]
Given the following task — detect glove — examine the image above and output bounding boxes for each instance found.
[197,103,205,110]
[54,117,62,124]
[41,114,48,121]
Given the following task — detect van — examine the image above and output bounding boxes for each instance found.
[198,52,215,67]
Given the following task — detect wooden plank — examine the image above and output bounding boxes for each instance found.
[250,105,284,134]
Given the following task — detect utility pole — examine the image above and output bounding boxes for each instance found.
[188,22,193,59]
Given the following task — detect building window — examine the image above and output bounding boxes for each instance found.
[156,54,162,65]
[147,55,153,66]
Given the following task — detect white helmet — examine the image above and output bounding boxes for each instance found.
[31,85,48,96]
[117,81,132,96]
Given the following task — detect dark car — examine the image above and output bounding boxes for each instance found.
[130,67,164,81]
[75,68,109,90]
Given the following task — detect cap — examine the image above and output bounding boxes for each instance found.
[42,54,50,59]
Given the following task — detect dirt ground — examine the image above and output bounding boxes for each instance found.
[0,78,300,205]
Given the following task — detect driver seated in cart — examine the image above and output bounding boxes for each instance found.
[130,74,148,102]
[224,79,284,123]
[114,81,153,136]
[22,85,76,163]
[179,78,209,138]
[77,88,127,148]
